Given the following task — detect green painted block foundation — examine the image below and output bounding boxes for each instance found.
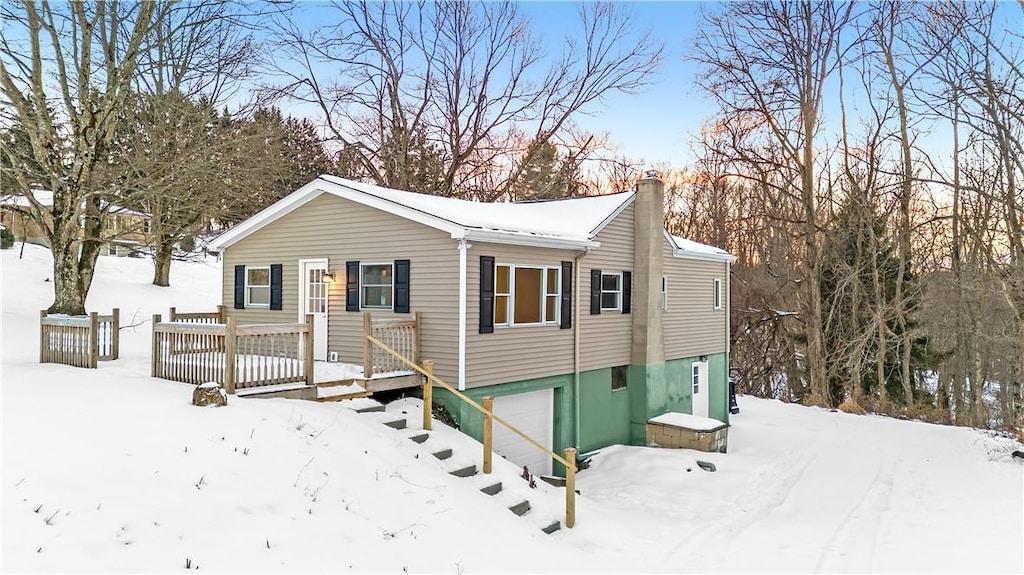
[431,352,730,473]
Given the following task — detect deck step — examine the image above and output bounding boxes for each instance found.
[431,448,452,460]
[407,432,429,444]
[353,404,385,414]
[316,378,357,388]
[382,418,407,430]
[508,500,531,517]
[449,464,477,478]
[317,388,372,402]
[479,482,502,496]
[541,521,561,534]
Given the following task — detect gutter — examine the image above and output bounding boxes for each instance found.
[457,237,469,391]
[572,248,590,452]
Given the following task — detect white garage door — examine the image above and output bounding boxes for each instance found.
[492,388,554,477]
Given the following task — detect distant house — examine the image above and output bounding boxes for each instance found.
[0,188,151,256]
[209,175,735,475]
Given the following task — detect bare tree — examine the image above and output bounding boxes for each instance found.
[268,0,661,199]
[0,1,168,314]
[693,1,857,406]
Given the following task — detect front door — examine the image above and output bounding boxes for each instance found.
[692,361,710,418]
[300,259,329,361]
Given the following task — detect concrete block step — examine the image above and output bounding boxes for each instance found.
[382,418,407,430]
[541,521,561,534]
[431,448,452,460]
[508,500,531,517]
[407,432,429,444]
[449,464,477,478]
[479,482,502,496]
[353,403,385,414]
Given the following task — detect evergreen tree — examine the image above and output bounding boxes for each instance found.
[821,192,941,405]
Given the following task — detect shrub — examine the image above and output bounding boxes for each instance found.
[0,227,14,249]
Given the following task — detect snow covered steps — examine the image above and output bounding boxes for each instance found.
[344,397,561,535]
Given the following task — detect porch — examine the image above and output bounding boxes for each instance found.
[150,309,421,399]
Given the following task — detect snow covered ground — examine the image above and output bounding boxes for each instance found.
[3,244,1022,573]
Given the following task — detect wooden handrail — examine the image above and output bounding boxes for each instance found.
[366,334,576,471]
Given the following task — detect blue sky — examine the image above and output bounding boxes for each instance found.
[516,1,713,167]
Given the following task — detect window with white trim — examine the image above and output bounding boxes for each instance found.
[361,263,393,309]
[495,264,560,326]
[601,273,622,311]
[692,364,700,395]
[246,266,271,308]
[714,278,723,310]
[661,276,668,310]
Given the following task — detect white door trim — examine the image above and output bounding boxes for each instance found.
[298,258,329,361]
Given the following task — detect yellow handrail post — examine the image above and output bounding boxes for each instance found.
[482,396,494,474]
[422,360,434,431]
[565,447,577,528]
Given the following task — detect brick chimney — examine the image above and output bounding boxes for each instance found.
[631,172,665,365]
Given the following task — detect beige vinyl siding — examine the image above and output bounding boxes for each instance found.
[662,238,729,359]
[465,243,577,387]
[221,193,461,382]
[579,203,634,371]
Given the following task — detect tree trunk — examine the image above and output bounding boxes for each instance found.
[153,239,174,287]
[50,238,87,315]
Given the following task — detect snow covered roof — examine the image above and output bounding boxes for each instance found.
[665,232,735,263]
[0,189,148,218]
[1,189,53,208]
[210,175,635,251]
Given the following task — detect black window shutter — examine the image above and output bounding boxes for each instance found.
[479,256,495,334]
[269,264,283,310]
[234,265,246,309]
[622,270,632,314]
[560,261,573,329]
[394,259,411,313]
[590,269,602,315]
[346,261,360,312]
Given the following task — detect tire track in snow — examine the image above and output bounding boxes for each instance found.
[660,449,817,571]
[813,460,895,573]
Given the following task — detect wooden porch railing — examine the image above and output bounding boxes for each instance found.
[363,311,420,378]
[152,314,314,393]
[366,334,578,528]
[169,305,225,324]
[40,308,120,368]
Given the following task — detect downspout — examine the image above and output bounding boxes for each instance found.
[573,248,590,451]
[457,238,469,391]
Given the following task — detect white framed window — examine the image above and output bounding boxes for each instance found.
[661,276,668,311]
[714,278,723,310]
[246,266,271,308]
[601,273,622,311]
[495,264,560,326]
[692,364,700,395]
[361,263,393,309]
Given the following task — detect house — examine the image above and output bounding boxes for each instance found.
[0,188,151,256]
[208,174,734,475]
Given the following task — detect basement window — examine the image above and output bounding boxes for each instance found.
[611,365,628,391]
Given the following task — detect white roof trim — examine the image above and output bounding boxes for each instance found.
[588,191,635,236]
[208,181,328,251]
[463,228,600,250]
[663,230,736,263]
